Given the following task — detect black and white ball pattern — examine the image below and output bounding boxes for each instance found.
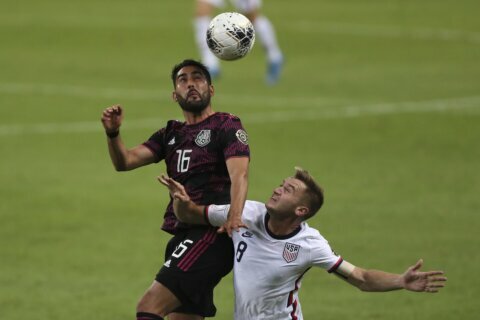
[206,12,255,61]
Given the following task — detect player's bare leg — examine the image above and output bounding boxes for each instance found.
[245,10,284,84]
[136,281,182,319]
[194,0,220,78]
[168,313,204,320]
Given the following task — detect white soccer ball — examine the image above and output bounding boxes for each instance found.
[206,12,255,61]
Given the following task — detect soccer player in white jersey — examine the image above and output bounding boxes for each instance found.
[194,0,284,84]
[158,167,447,320]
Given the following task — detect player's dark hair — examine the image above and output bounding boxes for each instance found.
[171,59,212,86]
[294,167,324,220]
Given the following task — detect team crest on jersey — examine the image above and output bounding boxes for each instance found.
[283,242,301,263]
[236,129,248,145]
[241,231,253,238]
[195,130,211,147]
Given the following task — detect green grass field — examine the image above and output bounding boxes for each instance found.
[1,0,479,319]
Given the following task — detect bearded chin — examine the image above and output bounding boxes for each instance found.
[177,95,210,114]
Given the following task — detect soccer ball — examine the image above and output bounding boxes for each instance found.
[206,12,255,61]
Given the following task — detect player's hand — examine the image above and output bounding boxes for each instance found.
[218,213,247,237]
[402,259,447,293]
[101,105,124,134]
[157,174,190,203]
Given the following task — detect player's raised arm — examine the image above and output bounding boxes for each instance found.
[221,156,249,236]
[101,105,157,171]
[157,175,207,225]
[335,259,446,293]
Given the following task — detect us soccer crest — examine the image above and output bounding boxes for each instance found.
[283,242,301,263]
[195,130,211,147]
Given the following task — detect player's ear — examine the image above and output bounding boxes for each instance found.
[210,85,215,97]
[172,92,178,102]
[295,206,310,219]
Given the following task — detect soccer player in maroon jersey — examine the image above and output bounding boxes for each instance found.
[101,59,250,320]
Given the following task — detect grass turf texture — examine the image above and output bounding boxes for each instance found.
[1,0,479,319]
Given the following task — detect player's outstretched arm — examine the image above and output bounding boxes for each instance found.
[344,259,446,293]
[101,105,156,171]
[157,175,207,225]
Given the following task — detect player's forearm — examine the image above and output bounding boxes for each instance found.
[173,199,206,225]
[107,135,130,171]
[228,170,248,218]
[356,269,404,292]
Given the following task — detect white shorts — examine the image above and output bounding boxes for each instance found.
[200,0,262,13]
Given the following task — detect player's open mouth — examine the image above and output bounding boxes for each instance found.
[187,90,200,99]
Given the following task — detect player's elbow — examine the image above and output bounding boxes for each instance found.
[348,269,370,292]
[113,161,134,171]
[356,283,372,292]
[112,153,140,171]
[114,165,127,172]
[238,169,249,181]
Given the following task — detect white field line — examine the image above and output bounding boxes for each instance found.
[0,82,353,107]
[243,96,480,123]
[0,83,170,101]
[2,16,478,44]
[291,22,480,44]
[0,96,479,136]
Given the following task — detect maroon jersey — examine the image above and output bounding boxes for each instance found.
[143,112,250,234]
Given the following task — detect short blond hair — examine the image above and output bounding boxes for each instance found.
[294,167,324,219]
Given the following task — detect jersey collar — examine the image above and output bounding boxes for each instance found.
[264,213,302,240]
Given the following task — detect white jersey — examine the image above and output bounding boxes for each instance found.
[206,200,343,320]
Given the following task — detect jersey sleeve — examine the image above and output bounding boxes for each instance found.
[205,204,230,226]
[142,128,166,163]
[219,115,250,159]
[310,237,343,272]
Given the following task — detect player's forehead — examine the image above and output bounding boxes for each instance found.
[282,177,306,191]
[176,65,206,79]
